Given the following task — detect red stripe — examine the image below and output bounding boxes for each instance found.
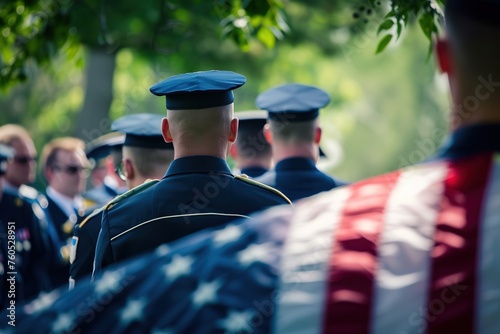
[426,153,493,334]
[323,171,401,334]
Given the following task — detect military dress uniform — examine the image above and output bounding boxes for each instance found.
[14,124,500,334]
[254,83,347,202]
[0,145,52,306]
[92,70,291,276]
[70,113,174,287]
[94,155,290,274]
[241,166,268,178]
[44,191,91,288]
[255,157,346,201]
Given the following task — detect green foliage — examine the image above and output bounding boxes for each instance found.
[0,0,446,91]
[372,0,444,55]
[0,0,290,90]
[0,0,76,90]
[376,34,392,54]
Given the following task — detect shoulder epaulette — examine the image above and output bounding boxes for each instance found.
[105,179,160,211]
[79,206,105,228]
[19,185,39,200]
[235,175,292,205]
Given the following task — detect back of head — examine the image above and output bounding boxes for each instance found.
[444,0,500,112]
[257,84,329,144]
[256,84,329,162]
[235,110,272,161]
[112,113,174,184]
[150,70,246,158]
[166,104,234,153]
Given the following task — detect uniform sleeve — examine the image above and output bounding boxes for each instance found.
[70,221,96,287]
[24,204,53,296]
[91,209,115,280]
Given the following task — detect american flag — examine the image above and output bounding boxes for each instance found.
[3,152,500,333]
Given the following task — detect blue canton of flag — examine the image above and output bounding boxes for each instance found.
[4,207,291,334]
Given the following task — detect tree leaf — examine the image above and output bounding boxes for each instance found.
[257,26,276,48]
[377,19,394,35]
[376,34,392,54]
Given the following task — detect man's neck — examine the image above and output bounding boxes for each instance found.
[450,102,500,131]
[273,143,317,163]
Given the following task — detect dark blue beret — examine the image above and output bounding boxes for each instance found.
[111,113,173,149]
[446,0,500,25]
[256,84,330,122]
[150,70,246,110]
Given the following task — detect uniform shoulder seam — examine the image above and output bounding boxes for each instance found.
[234,175,292,204]
[105,179,160,211]
[79,206,105,228]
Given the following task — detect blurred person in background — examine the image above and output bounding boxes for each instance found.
[82,132,126,207]
[0,144,52,306]
[255,84,347,202]
[229,110,272,178]
[70,114,174,287]
[40,137,91,288]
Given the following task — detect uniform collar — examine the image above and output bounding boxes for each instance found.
[241,166,268,178]
[165,155,233,177]
[46,186,83,217]
[435,123,500,160]
[275,157,317,171]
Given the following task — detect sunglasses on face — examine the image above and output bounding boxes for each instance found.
[52,164,90,176]
[14,156,37,164]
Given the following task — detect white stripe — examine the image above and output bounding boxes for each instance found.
[111,212,251,241]
[371,164,448,334]
[273,187,351,334]
[476,154,500,334]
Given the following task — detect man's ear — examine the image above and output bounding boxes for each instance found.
[124,159,134,181]
[161,117,173,143]
[263,124,273,144]
[436,39,452,74]
[314,126,322,144]
[228,118,238,143]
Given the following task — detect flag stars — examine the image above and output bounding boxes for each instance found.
[218,310,254,334]
[52,312,76,333]
[156,244,170,257]
[151,329,175,334]
[192,280,222,307]
[162,254,195,281]
[95,270,123,296]
[120,298,146,325]
[238,242,275,266]
[213,224,244,246]
[24,290,60,314]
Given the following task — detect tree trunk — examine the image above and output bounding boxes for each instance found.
[75,48,117,143]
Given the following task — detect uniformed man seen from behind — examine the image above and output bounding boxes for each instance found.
[69,114,174,287]
[82,132,126,207]
[93,70,291,276]
[255,84,346,202]
[229,110,272,178]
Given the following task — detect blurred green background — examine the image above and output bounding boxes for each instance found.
[0,0,449,189]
